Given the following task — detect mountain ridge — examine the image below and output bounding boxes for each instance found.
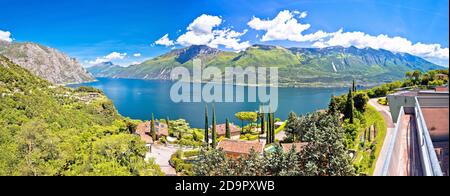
[87,45,443,87]
[0,41,95,85]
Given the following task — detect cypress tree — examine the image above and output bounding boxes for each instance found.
[260,107,265,135]
[267,112,275,144]
[204,105,209,146]
[211,105,217,148]
[266,113,270,144]
[165,116,170,131]
[344,88,355,124]
[271,113,275,143]
[225,118,231,139]
[352,80,356,92]
[150,113,156,141]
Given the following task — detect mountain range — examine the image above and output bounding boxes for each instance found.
[0,41,95,84]
[87,45,443,87]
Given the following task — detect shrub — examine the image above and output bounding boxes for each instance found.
[184,150,200,158]
[74,86,103,94]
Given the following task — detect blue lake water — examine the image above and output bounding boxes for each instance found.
[69,78,348,128]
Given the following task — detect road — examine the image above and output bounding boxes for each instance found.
[369,98,395,176]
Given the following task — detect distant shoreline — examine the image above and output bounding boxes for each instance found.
[72,77,376,89]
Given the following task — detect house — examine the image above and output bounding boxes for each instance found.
[136,121,169,143]
[435,74,448,81]
[281,142,308,153]
[214,123,241,138]
[217,139,264,158]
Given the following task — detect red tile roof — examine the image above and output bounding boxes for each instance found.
[435,86,449,92]
[136,121,169,143]
[217,139,264,155]
[215,124,240,136]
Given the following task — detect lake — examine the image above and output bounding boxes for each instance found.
[69,78,348,128]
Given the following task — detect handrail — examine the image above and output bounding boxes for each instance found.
[415,97,443,176]
[381,107,405,176]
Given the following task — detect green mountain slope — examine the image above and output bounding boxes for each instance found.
[0,55,162,176]
[88,45,443,87]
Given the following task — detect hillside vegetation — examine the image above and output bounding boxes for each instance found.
[0,55,162,176]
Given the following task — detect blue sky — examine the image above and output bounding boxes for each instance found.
[0,0,448,66]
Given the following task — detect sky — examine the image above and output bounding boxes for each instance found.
[0,0,448,67]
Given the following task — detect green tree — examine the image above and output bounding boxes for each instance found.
[150,114,156,141]
[193,148,228,176]
[405,71,413,79]
[328,95,338,114]
[235,112,258,132]
[165,117,170,131]
[285,112,300,142]
[225,118,231,139]
[204,105,209,147]
[299,113,355,176]
[353,92,369,112]
[266,112,275,144]
[344,89,354,124]
[412,70,422,85]
[211,106,217,148]
[352,80,357,92]
[260,107,266,135]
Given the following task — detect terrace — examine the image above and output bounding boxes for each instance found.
[381,90,448,176]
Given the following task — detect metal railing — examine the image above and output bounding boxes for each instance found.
[381,107,405,176]
[414,97,443,176]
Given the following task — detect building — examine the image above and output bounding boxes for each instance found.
[435,74,448,81]
[281,143,308,153]
[214,123,241,138]
[136,121,169,143]
[381,90,448,176]
[217,139,264,158]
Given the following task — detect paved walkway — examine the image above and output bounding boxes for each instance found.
[369,98,395,176]
[396,114,423,176]
[145,144,178,176]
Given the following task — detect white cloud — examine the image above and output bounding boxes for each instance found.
[89,52,127,65]
[208,29,251,51]
[155,34,175,47]
[187,14,222,35]
[299,12,308,19]
[313,29,449,66]
[177,14,222,46]
[0,30,13,42]
[175,14,250,51]
[248,10,448,66]
[248,10,330,42]
[133,53,141,57]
